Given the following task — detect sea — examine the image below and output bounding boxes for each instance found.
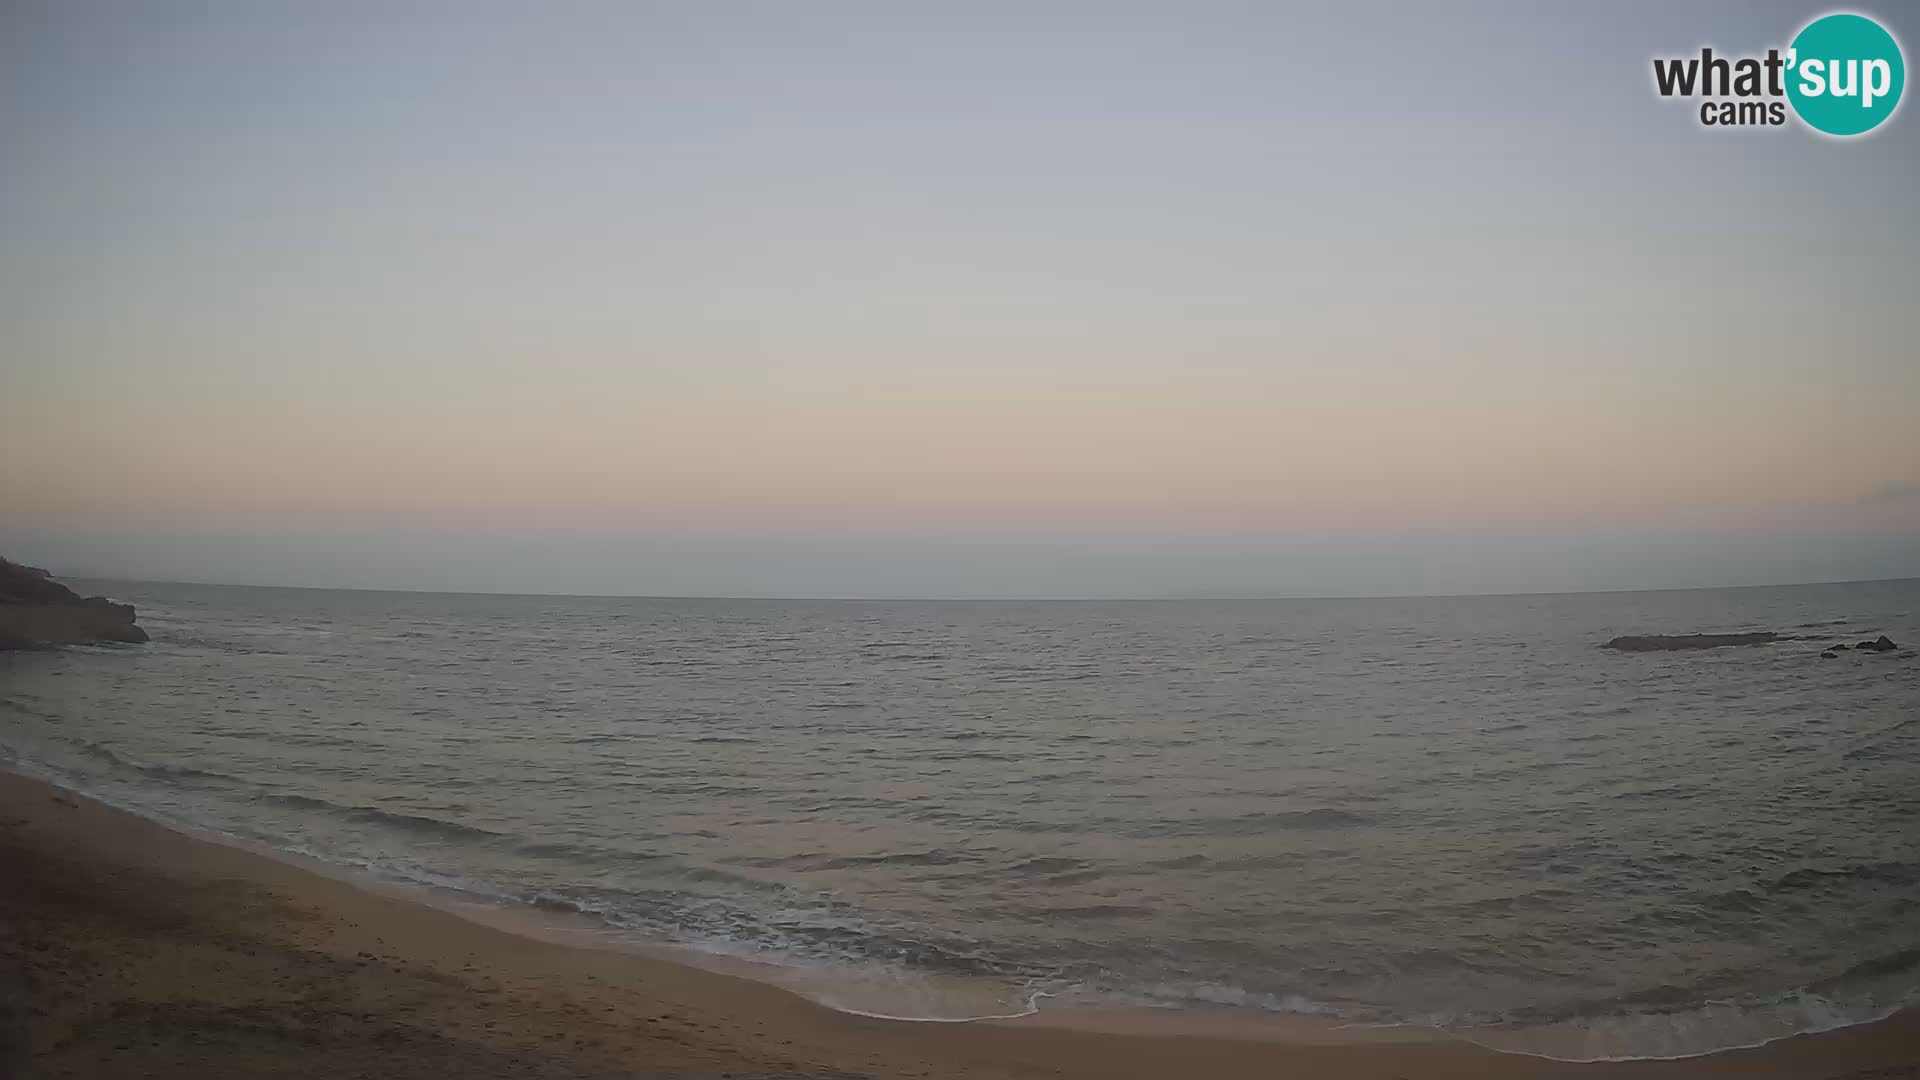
[3,578,1917,1061]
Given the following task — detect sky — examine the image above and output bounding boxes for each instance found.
[3,1,1917,598]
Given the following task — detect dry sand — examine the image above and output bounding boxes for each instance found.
[1,768,1914,1079]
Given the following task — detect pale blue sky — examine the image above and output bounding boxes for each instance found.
[3,2,1916,596]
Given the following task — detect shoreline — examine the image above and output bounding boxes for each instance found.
[12,755,1902,1064]
[3,768,1917,1078]
[10,758,1906,1064]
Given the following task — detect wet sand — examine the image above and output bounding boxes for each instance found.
[1,768,1915,1079]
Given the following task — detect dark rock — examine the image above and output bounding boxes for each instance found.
[1856,635,1899,653]
[0,557,148,649]
[0,558,86,606]
[1820,650,1838,659]
[1601,632,1785,652]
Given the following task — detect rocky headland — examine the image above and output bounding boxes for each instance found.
[0,557,147,648]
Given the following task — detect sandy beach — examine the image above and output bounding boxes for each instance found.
[0,769,1913,1079]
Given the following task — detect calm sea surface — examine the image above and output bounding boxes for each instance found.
[4,579,1918,1059]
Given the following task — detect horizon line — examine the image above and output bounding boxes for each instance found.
[55,572,1920,606]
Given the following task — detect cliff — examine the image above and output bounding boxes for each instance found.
[0,557,148,648]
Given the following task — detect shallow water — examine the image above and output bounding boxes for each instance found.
[3,579,1917,1059]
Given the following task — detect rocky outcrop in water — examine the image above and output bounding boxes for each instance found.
[1603,630,1900,658]
[1601,632,1785,652]
[0,557,147,648]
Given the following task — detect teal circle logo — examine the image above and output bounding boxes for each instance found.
[1786,13,1905,136]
